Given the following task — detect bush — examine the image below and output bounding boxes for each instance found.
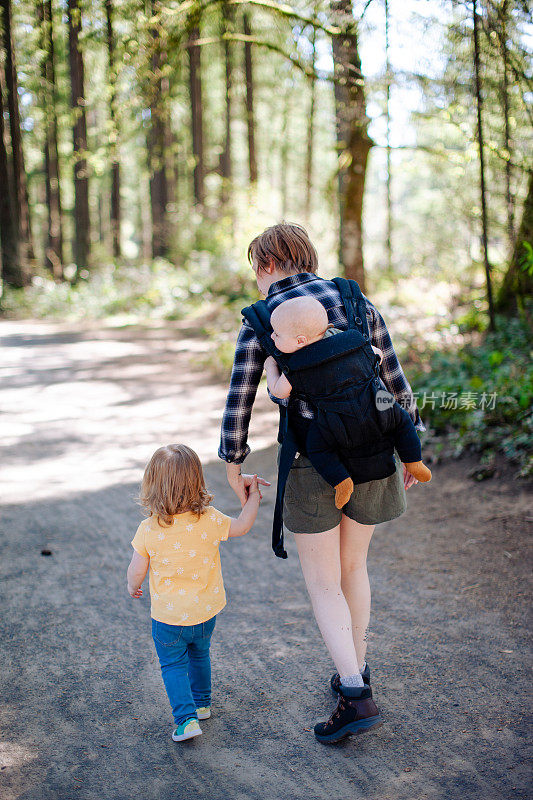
[412,313,533,476]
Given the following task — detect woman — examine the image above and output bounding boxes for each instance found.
[219,223,423,743]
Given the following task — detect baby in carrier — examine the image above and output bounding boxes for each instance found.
[264,295,432,509]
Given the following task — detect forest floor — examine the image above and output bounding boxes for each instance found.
[1,318,531,800]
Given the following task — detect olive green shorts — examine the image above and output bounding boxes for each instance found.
[282,450,407,534]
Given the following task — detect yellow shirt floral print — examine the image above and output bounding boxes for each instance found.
[131,506,231,625]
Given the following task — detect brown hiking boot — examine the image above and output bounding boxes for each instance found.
[314,686,382,744]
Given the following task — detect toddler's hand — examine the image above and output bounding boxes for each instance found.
[128,585,143,599]
[248,474,261,500]
[264,356,277,370]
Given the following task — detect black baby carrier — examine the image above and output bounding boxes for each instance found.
[241,278,398,559]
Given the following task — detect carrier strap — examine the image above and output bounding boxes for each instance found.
[331,278,370,340]
[241,301,291,373]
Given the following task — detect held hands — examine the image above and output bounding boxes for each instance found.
[226,462,271,507]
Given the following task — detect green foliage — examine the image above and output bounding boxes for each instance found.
[412,313,533,476]
[519,241,533,277]
[0,255,257,323]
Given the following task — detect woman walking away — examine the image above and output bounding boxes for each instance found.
[219,223,424,743]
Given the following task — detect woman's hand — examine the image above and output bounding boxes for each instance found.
[403,464,419,490]
[226,463,271,507]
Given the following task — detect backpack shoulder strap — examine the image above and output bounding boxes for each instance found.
[331,277,370,339]
[241,300,290,369]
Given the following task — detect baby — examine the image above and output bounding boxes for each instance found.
[264,296,431,508]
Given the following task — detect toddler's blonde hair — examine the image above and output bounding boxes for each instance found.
[139,444,213,526]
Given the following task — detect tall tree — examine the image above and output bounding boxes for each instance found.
[0,60,23,286]
[39,0,63,278]
[105,0,121,258]
[243,13,257,185]
[304,23,317,221]
[2,0,34,269]
[496,169,533,314]
[384,0,392,273]
[67,0,90,272]
[330,0,373,289]
[220,2,233,204]
[188,21,205,206]
[497,0,515,247]
[472,0,495,329]
[147,1,170,257]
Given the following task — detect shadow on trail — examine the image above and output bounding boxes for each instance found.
[1,450,531,800]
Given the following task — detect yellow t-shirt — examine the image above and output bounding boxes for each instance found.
[131,506,231,625]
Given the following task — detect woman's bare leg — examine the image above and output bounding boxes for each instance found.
[294,527,359,677]
[339,515,376,670]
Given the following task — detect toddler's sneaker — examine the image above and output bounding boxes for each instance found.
[172,718,202,742]
[196,706,211,720]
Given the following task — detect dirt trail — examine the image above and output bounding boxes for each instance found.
[1,319,531,800]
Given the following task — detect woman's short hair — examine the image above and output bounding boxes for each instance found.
[247,222,318,274]
[139,444,213,526]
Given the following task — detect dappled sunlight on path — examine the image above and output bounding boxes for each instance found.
[1,320,279,503]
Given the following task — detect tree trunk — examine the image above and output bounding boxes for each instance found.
[384,0,392,273]
[496,170,533,314]
[0,62,23,286]
[304,23,316,221]
[147,1,169,258]
[67,0,90,273]
[330,0,373,290]
[280,91,289,218]
[499,0,514,248]
[2,0,34,268]
[220,2,233,204]
[39,0,63,278]
[188,24,205,206]
[105,0,121,259]
[473,0,495,330]
[243,13,257,185]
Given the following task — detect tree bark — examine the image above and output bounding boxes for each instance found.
[147,1,170,258]
[384,0,392,273]
[67,0,90,272]
[0,61,23,286]
[496,170,533,314]
[330,0,373,290]
[105,0,121,258]
[220,2,233,204]
[188,24,205,206]
[304,23,316,221]
[243,13,257,185]
[39,0,63,278]
[473,0,495,330]
[2,0,34,268]
[499,0,514,248]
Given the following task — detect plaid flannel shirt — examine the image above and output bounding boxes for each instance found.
[219,272,425,464]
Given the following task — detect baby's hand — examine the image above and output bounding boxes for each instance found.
[128,586,143,599]
[264,356,277,370]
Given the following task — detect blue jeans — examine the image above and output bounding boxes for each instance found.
[151,616,216,726]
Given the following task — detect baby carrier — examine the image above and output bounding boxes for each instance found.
[241,278,398,559]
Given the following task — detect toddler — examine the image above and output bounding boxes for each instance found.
[127,444,260,742]
[264,296,431,508]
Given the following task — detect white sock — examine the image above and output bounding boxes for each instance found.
[360,662,367,674]
[340,673,364,689]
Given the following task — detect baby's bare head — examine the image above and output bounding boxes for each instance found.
[270,296,329,353]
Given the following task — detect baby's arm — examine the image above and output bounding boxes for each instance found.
[264,356,292,399]
[229,475,261,538]
[127,551,149,598]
